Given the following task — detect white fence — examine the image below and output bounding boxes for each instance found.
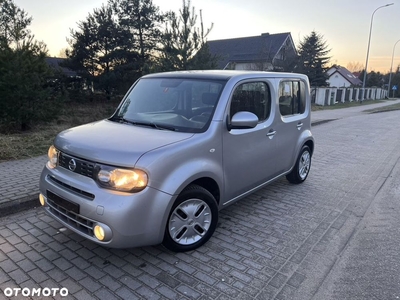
[312,87,388,106]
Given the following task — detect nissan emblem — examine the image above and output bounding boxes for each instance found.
[68,159,77,171]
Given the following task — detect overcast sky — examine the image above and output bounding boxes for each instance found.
[12,0,400,73]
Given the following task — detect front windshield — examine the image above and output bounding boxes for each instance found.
[112,77,226,133]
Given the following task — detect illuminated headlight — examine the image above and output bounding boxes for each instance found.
[47,145,59,169]
[96,166,148,192]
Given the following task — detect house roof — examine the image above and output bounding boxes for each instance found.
[207,32,293,69]
[327,66,362,86]
[45,57,78,77]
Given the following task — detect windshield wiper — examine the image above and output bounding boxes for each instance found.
[134,121,176,131]
[111,117,176,131]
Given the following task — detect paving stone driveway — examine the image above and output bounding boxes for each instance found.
[1,108,400,300]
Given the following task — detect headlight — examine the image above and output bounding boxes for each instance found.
[96,166,148,192]
[47,145,59,169]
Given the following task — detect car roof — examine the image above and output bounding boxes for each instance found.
[142,70,308,81]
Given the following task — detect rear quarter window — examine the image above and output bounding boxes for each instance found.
[279,81,306,116]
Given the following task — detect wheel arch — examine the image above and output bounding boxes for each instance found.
[187,177,221,206]
[304,139,314,156]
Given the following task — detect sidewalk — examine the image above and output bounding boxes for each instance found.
[0,155,47,216]
[311,98,400,124]
[1,98,399,217]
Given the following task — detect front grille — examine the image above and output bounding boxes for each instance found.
[59,152,96,179]
[47,190,95,237]
[48,176,95,200]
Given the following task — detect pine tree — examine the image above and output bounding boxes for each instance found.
[157,0,217,71]
[67,4,124,96]
[67,0,164,94]
[296,31,331,86]
[0,0,31,47]
[0,0,60,131]
[366,71,383,88]
[110,0,164,75]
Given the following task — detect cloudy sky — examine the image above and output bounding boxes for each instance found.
[12,0,400,72]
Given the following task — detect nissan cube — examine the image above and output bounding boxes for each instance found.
[39,70,314,252]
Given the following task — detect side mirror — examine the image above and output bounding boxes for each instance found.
[227,111,259,130]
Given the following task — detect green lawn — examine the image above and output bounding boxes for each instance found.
[0,101,118,162]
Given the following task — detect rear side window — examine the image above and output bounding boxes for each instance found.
[230,82,271,122]
[279,81,306,116]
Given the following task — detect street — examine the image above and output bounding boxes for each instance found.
[1,108,400,300]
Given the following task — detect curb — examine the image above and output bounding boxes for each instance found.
[0,195,40,218]
[311,119,337,126]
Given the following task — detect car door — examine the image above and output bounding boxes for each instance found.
[222,80,279,205]
[274,80,308,174]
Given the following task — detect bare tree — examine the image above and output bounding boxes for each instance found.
[346,61,363,73]
[57,47,68,58]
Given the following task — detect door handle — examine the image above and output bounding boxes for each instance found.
[297,122,303,130]
[267,130,276,139]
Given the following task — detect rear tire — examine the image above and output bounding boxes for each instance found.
[163,184,218,252]
[286,145,312,184]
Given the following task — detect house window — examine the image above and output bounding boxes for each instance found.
[230,82,271,122]
[279,81,306,116]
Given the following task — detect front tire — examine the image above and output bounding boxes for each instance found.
[163,184,218,252]
[286,145,312,184]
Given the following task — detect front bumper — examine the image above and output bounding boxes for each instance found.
[39,164,175,248]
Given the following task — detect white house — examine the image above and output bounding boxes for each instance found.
[326,66,362,87]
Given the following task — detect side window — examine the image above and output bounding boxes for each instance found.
[279,81,306,116]
[230,82,271,122]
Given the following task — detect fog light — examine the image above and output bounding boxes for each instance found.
[94,225,105,241]
[39,194,46,206]
[93,223,112,242]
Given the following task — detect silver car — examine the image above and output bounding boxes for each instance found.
[39,70,314,252]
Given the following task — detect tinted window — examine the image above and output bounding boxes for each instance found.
[279,81,306,116]
[230,82,271,122]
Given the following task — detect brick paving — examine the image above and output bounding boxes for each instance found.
[0,156,47,215]
[0,99,400,299]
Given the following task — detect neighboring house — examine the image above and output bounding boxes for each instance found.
[326,66,362,87]
[45,57,78,78]
[207,32,297,71]
[45,57,86,90]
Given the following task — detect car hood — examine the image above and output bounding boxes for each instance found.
[54,120,194,167]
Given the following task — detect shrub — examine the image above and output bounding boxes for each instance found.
[0,40,63,132]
